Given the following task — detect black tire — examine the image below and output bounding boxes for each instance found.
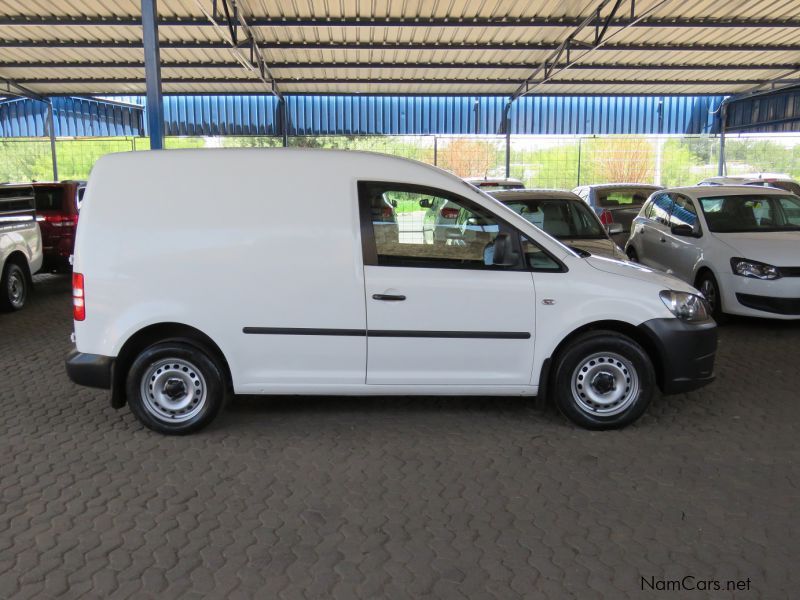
[695,270,727,324]
[0,261,28,312]
[551,331,656,430]
[126,341,226,434]
[625,245,639,262]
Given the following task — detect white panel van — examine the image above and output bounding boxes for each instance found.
[66,149,717,434]
[0,184,43,311]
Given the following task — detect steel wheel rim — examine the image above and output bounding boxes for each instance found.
[571,352,639,417]
[699,279,717,311]
[140,358,207,423]
[7,270,25,308]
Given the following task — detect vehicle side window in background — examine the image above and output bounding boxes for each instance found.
[669,195,698,228]
[361,184,519,270]
[779,197,800,225]
[643,200,654,220]
[520,236,562,271]
[649,193,673,226]
[0,187,35,214]
[77,187,86,211]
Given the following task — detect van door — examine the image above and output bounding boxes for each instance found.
[663,193,702,281]
[358,182,541,386]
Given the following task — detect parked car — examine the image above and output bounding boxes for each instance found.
[465,177,525,191]
[66,149,716,434]
[488,189,627,260]
[698,174,800,196]
[0,185,43,311]
[573,183,664,245]
[626,186,800,321]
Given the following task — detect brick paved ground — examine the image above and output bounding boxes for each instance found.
[1,275,798,599]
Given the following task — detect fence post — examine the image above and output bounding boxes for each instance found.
[576,138,582,187]
[717,102,727,176]
[433,136,438,166]
[46,101,58,181]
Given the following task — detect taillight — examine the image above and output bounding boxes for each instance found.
[72,272,85,321]
[440,207,460,219]
[599,209,614,225]
[45,214,78,228]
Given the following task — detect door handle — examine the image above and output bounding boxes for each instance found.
[372,293,406,301]
[660,237,666,243]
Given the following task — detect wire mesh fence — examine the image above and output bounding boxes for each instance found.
[2,134,800,188]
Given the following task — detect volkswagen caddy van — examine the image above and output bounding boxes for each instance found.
[66,149,717,434]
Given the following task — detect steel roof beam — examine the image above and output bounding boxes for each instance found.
[513,0,674,99]
[1,39,798,52]
[3,61,798,71]
[13,77,778,86]
[0,76,47,101]
[193,0,282,97]
[1,15,799,28]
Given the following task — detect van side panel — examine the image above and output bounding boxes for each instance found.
[74,150,369,388]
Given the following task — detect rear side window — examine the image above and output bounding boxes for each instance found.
[596,188,653,207]
[77,187,86,210]
[669,195,698,228]
[0,186,35,213]
[359,182,516,270]
[649,193,673,225]
[33,187,65,211]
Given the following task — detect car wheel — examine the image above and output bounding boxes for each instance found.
[551,331,656,430]
[0,262,28,312]
[126,341,226,434]
[696,271,726,324]
[625,245,639,262]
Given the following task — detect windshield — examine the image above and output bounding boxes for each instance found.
[475,182,524,190]
[596,187,655,208]
[501,198,607,239]
[699,194,800,233]
[763,181,800,196]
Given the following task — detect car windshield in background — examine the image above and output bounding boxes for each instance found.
[596,188,652,208]
[503,198,606,239]
[33,187,64,211]
[699,195,800,233]
[476,183,524,190]
[764,181,800,196]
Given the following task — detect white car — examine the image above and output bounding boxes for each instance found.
[488,189,627,260]
[699,174,800,196]
[66,148,716,434]
[626,186,800,320]
[0,184,43,311]
[465,177,525,191]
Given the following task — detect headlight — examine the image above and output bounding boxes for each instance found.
[730,257,781,280]
[659,290,711,322]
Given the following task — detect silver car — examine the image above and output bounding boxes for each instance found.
[489,189,627,260]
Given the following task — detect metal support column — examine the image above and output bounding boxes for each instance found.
[141,0,164,149]
[46,101,58,180]
[279,97,289,147]
[717,103,727,176]
[502,99,513,178]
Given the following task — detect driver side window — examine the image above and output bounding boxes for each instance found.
[358,182,521,270]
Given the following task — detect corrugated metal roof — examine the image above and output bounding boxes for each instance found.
[0,0,798,96]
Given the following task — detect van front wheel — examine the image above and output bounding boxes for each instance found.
[126,342,225,434]
[552,331,655,430]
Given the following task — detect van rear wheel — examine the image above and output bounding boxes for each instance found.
[126,341,225,434]
[552,331,655,430]
[0,262,28,312]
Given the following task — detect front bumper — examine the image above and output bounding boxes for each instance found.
[65,349,113,389]
[721,273,800,319]
[638,317,717,394]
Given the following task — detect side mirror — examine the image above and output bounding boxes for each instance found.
[670,224,699,237]
[419,199,432,208]
[490,233,518,266]
[606,223,624,235]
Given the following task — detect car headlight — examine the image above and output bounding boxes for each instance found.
[659,290,711,322]
[730,257,781,280]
